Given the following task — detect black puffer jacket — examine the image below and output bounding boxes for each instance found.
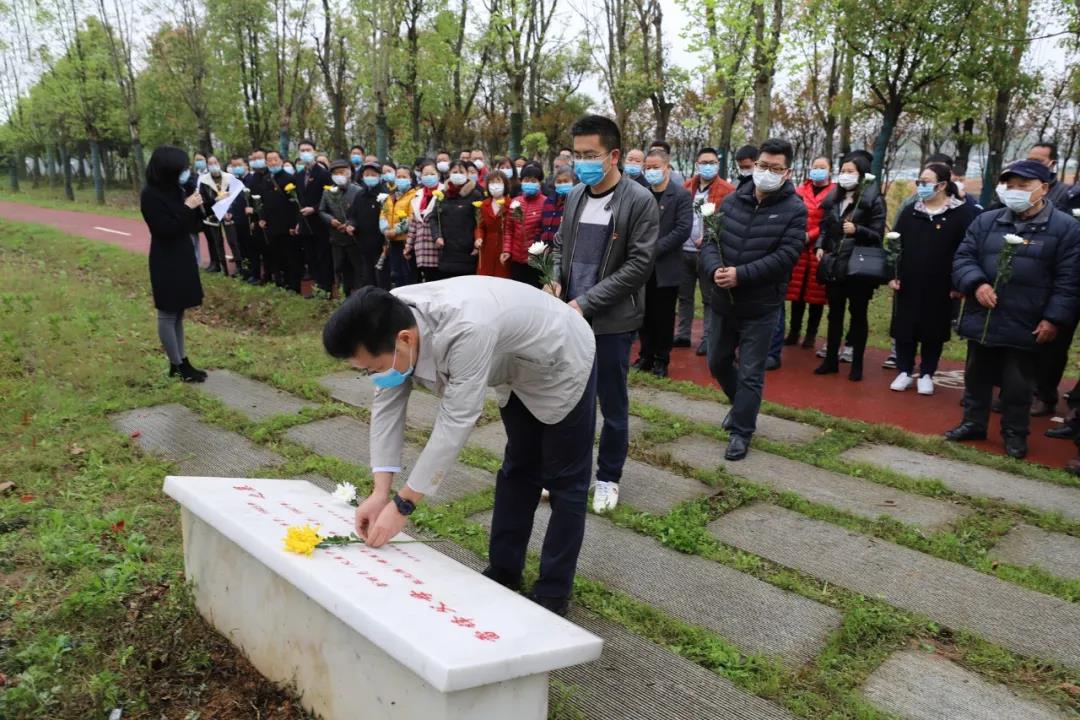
[817,183,886,259]
[431,181,483,275]
[954,205,1080,349]
[700,179,806,318]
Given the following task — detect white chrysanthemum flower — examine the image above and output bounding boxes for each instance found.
[885,231,900,240]
[332,483,357,505]
[527,241,547,256]
[1004,233,1025,245]
[699,202,716,217]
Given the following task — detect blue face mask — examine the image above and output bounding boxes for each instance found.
[371,345,414,389]
[351,154,363,165]
[421,175,439,188]
[808,168,830,183]
[283,166,295,175]
[624,163,642,177]
[644,169,665,186]
[178,169,191,185]
[231,166,246,176]
[251,159,266,170]
[575,155,608,186]
[916,182,938,200]
[395,177,412,192]
[521,181,540,197]
[299,151,315,163]
[295,162,305,172]
[555,183,573,196]
[194,159,206,171]
[363,176,381,188]
[382,172,396,183]
[697,162,719,180]
[269,165,283,174]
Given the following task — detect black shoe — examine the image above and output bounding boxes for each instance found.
[246,276,261,285]
[180,357,208,381]
[783,333,799,346]
[1045,424,1079,440]
[170,362,206,383]
[205,264,221,273]
[672,337,691,348]
[482,566,522,592]
[944,422,987,442]
[696,340,708,357]
[631,356,654,372]
[721,411,733,431]
[529,592,569,617]
[765,356,781,371]
[801,336,816,349]
[1030,399,1056,417]
[725,434,750,461]
[651,362,669,378]
[1004,434,1028,459]
[848,365,863,382]
[814,361,839,375]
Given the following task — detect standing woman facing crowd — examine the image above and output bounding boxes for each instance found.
[814,153,886,381]
[888,162,978,395]
[141,145,209,383]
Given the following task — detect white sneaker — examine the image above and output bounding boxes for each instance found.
[592,481,620,512]
[917,375,935,395]
[840,346,853,363]
[816,345,828,358]
[890,372,913,392]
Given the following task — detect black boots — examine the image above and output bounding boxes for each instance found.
[169,357,208,383]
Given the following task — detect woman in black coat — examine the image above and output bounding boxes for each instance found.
[813,153,886,380]
[433,160,483,278]
[887,162,978,395]
[141,145,208,382]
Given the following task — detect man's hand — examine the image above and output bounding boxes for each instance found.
[843,221,856,236]
[949,290,963,300]
[435,237,445,249]
[354,494,391,541]
[816,248,824,261]
[366,502,409,548]
[330,218,342,230]
[474,238,483,250]
[543,281,561,296]
[245,206,254,216]
[224,212,232,222]
[694,236,703,249]
[568,299,583,315]
[258,219,267,229]
[300,206,315,216]
[1034,320,1058,344]
[975,283,997,309]
[888,278,900,291]
[714,267,738,288]
[345,224,355,236]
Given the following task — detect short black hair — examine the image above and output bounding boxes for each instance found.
[848,149,874,165]
[521,163,544,181]
[696,146,720,160]
[649,140,671,154]
[570,114,622,154]
[758,138,792,166]
[926,152,954,168]
[350,145,365,154]
[1033,141,1058,160]
[266,149,282,160]
[840,152,872,177]
[323,287,417,359]
[145,145,189,189]
[229,154,244,162]
[734,145,760,162]
[298,138,316,149]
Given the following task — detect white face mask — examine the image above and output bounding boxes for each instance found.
[331,174,348,186]
[752,167,785,193]
[997,185,1038,213]
[449,173,467,186]
[954,179,965,194]
[436,161,450,173]
[837,172,860,190]
[738,168,754,178]
[473,159,485,169]
[488,183,504,197]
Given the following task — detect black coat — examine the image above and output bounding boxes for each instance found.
[889,201,978,343]
[257,171,299,236]
[432,182,482,275]
[651,181,694,288]
[954,205,1080,349]
[142,184,204,312]
[351,185,387,255]
[296,164,331,237]
[816,183,886,290]
[700,179,806,318]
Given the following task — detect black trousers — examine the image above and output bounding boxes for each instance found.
[332,243,379,295]
[824,282,874,370]
[301,227,334,294]
[639,274,679,364]
[224,222,245,272]
[416,266,442,283]
[1035,320,1078,405]
[488,363,597,601]
[962,340,1037,438]
[203,224,227,272]
[510,261,542,288]
[240,221,266,280]
[789,301,823,341]
[896,339,944,376]
[269,233,304,293]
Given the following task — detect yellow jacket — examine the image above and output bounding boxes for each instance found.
[382,188,417,243]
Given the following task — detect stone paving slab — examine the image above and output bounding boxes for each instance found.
[861,650,1068,720]
[991,524,1080,580]
[656,436,967,530]
[841,444,1080,521]
[466,414,645,457]
[112,404,282,477]
[613,459,716,515]
[709,504,1080,669]
[631,386,822,444]
[473,507,841,666]
[319,372,443,429]
[196,369,316,422]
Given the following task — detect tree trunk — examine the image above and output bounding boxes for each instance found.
[838,45,854,158]
[870,101,901,179]
[375,108,389,162]
[749,0,776,141]
[130,134,145,191]
[509,74,526,159]
[60,144,74,201]
[45,145,57,186]
[89,137,105,205]
[953,117,975,176]
[980,0,1030,206]
[9,151,19,192]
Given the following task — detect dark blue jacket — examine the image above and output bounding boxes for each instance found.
[651,180,693,288]
[700,178,806,318]
[954,205,1080,349]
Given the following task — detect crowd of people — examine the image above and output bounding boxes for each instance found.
[140,116,1080,505]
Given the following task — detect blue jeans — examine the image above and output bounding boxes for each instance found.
[768,303,786,362]
[595,331,634,484]
[488,363,597,600]
[707,308,778,439]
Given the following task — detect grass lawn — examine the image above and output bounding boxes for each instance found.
[2,219,1079,719]
[0,184,142,220]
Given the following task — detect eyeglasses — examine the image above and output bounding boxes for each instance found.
[754,161,788,173]
[572,151,610,162]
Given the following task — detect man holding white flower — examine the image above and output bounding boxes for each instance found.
[700,137,806,461]
[947,160,1080,459]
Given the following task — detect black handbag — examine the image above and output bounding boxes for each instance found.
[846,245,889,284]
[816,251,845,285]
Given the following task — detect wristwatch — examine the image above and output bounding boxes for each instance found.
[392,493,416,516]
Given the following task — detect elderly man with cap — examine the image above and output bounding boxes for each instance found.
[946,159,1080,459]
[319,159,366,294]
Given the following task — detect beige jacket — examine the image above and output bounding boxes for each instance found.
[370,275,596,496]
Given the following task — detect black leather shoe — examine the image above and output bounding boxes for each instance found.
[725,434,749,461]
[944,422,987,442]
[721,411,733,431]
[814,361,839,375]
[180,357,208,381]
[631,356,653,372]
[783,333,799,346]
[765,356,781,371]
[1004,434,1028,459]
[529,592,569,617]
[696,340,708,357]
[1030,399,1056,417]
[1045,424,1079,440]
[482,566,522,592]
[673,337,691,348]
[652,362,669,378]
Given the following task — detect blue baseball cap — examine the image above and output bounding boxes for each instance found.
[999,160,1053,183]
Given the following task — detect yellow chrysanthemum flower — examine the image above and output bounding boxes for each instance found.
[284,524,324,555]
[323,185,333,191]
[472,200,483,208]
[284,182,296,193]
[432,189,445,200]
[495,198,505,206]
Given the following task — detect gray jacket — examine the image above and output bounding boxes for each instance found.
[369,276,596,496]
[318,183,362,246]
[651,180,694,288]
[552,175,659,334]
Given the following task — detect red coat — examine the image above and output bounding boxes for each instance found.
[786,180,834,305]
[683,174,736,207]
[502,193,546,264]
[475,197,510,278]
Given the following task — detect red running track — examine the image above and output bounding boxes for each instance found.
[1,198,1073,468]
